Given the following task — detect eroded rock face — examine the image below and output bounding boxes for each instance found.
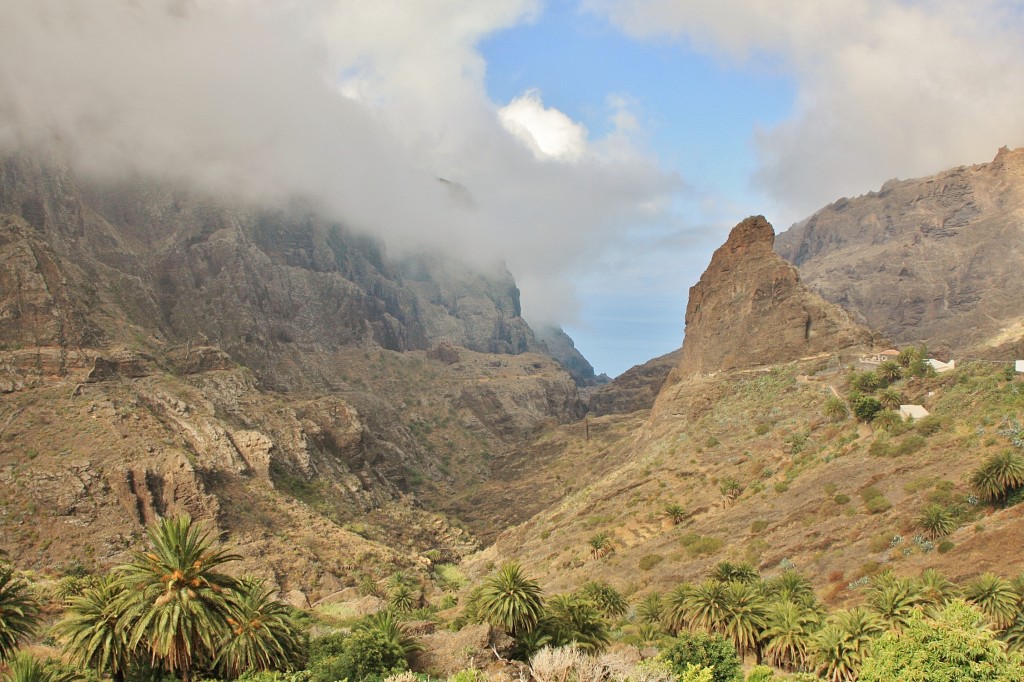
[677,216,874,377]
[588,349,681,415]
[0,149,581,389]
[776,146,1024,353]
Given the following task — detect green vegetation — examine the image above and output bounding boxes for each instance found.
[860,487,891,514]
[860,600,1024,681]
[0,564,40,663]
[660,632,742,682]
[476,562,544,637]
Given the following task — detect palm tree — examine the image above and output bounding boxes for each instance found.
[877,361,903,385]
[0,564,40,664]
[721,580,767,661]
[719,478,743,505]
[876,387,902,410]
[971,451,1024,503]
[917,568,958,612]
[216,577,304,678]
[636,592,664,625]
[763,600,818,672]
[916,504,957,539]
[896,346,922,368]
[811,608,882,682]
[964,572,1019,630]
[822,396,848,423]
[711,561,759,584]
[355,610,423,659]
[864,574,921,630]
[587,532,613,559]
[543,594,611,652]
[684,579,730,635]
[54,575,136,682]
[664,583,693,634]
[577,581,627,619]
[477,562,545,637]
[117,514,240,682]
[388,583,417,613]
[765,571,816,607]
[665,504,688,525]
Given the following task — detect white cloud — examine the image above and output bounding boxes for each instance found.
[499,90,589,161]
[0,0,681,327]
[583,0,1024,225]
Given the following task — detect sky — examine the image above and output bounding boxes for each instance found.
[1,1,1023,377]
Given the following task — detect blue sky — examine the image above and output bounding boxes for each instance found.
[479,3,796,375]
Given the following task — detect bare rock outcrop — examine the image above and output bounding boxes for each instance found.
[776,146,1024,353]
[677,216,874,377]
[588,349,681,415]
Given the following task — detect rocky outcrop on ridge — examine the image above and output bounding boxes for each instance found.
[587,349,681,415]
[776,146,1024,354]
[677,216,874,377]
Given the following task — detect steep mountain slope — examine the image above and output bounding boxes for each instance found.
[0,147,586,596]
[466,215,1024,604]
[776,146,1024,355]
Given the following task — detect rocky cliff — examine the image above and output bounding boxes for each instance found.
[676,216,874,377]
[776,146,1024,354]
[587,349,680,415]
[0,146,586,592]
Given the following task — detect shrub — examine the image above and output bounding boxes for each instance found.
[852,396,883,422]
[914,416,943,436]
[660,632,742,682]
[705,436,720,448]
[834,493,850,505]
[860,487,891,514]
[315,628,407,682]
[448,669,488,682]
[754,424,770,436]
[746,665,775,682]
[750,520,768,533]
[937,540,955,554]
[686,536,724,556]
[639,554,665,571]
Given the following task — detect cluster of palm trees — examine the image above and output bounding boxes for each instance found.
[633,561,1024,682]
[0,515,304,682]
[470,562,623,656]
[824,346,934,426]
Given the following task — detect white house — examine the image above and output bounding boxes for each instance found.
[925,358,955,373]
[1016,360,1024,373]
[899,404,930,421]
